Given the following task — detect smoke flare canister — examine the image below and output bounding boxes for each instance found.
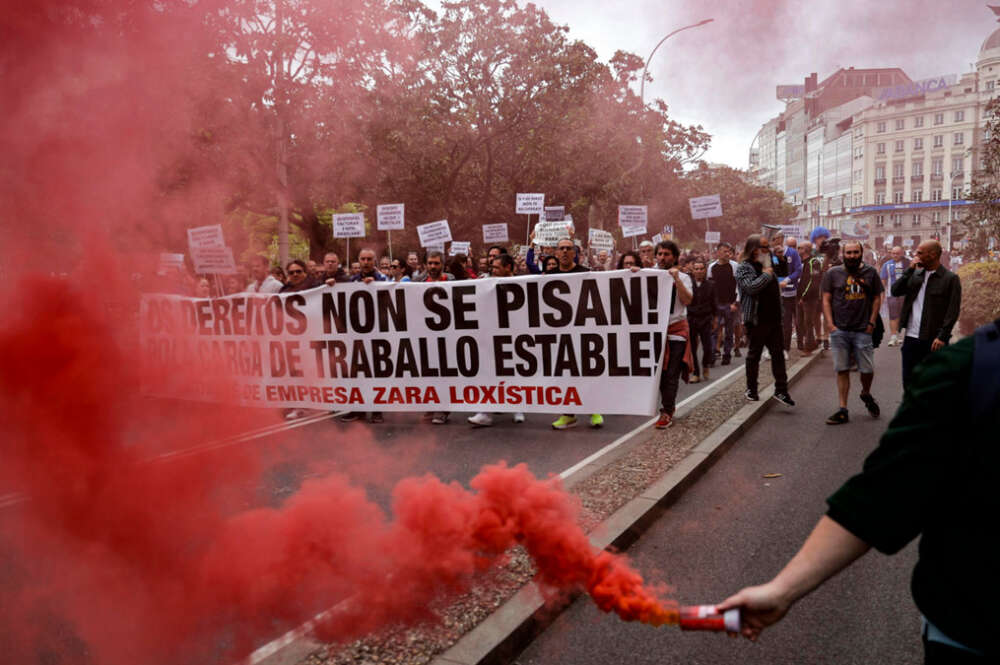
[678,605,740,633]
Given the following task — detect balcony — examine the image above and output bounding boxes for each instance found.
[874,178,887,185]
[930,173,944,181]
[892,177,905,185]
[911,175,924,181]
[951,171,964,179]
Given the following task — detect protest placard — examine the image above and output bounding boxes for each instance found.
[418,219,452,247]
[187,224,225,250]
[482,223,509,243]
[651,234,662,245]
[621,223,647,239]
[516,193,545,215]
[140,271,675,415]
[534,220,572,245]
[704,231,721,244]
[779,224,803,238]
[377,204,404,231]
[903,238,914,247]
[333,213,366,238]
[159,253,185,271]
[190,246,237,274]
[544,206,565,221]
[886,234,895,245]
[588,228,615,252]
[661,225,674,239]
[689,194,723,219]
[449,241,471,256]
[618,205,648,229]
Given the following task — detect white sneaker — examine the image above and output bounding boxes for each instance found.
[888,334,898,347]
[512,412,526,423]
[468,412,494,427]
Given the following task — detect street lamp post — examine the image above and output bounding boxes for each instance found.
[639,19,714,108]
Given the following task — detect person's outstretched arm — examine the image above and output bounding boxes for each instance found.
[716,516,870,641]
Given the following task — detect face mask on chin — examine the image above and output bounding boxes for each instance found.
[844,257,862,271]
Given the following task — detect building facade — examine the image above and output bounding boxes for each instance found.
[749,19,1000,251]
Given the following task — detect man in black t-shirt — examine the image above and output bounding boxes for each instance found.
[821,241,883,425]
[708,243,740,365]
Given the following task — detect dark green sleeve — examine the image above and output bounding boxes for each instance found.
[826,337,975,554]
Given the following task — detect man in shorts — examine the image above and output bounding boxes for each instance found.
[821,241,884,425]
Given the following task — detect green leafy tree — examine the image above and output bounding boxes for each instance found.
[964,96,1000,258]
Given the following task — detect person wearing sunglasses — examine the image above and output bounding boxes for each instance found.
[279,259,318,293]
[389,260,412,282]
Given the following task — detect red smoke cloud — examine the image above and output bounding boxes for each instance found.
[0,2,678,663]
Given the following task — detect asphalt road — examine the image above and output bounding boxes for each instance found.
[515,344,923,665]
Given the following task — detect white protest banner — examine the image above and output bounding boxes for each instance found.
[705,231,721,244]
[159,253,185,271]
[886,234,895,245]
[515,244,529,258]
[140,271,675,415]
[903,238,914,247]
[482,223,509,244]
[651,234,663,245]
[779,224,803,238]
[621,223,647,239]
[449,241,471,256]
[425,243,446,254]
[418,219,452,247]
[588,228,615,252]
[333,213,366,238]
[516,193,545,215]
[618,205,648,229]
[377,204,405,231]
[190,246,237,274]
[534,220,573,245]
[187,224,225,250]
[689,194,723,219]
[544,206,565,221]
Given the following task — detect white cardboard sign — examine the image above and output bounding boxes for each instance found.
[418,219,453,247]
[377,204,404,231]
[534,220,573,246]
[621,223,647,239]
[516,193,545,215]
[187,224,225,250]
[333,213,366,238]
[191,246,237,274]
[588,228,615,251]
[705,231,721,244]
[449,241,471,256]
[159,253,185,271]
[618,205,648,228]
[482,223,509,243]
[651,234,663,245]
[689,194,723,219]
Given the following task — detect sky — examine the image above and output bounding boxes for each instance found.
[438,0,997,169]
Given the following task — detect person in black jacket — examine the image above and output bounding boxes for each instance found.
[891,240,962,386]
[687,259,717,383]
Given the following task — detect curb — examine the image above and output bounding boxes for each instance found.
[429,350,824,665]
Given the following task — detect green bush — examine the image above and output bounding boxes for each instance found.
[956,261,1000,334]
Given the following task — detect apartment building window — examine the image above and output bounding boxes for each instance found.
[932,189,942,201]
[912,214,920,227]
[932,157,944,175]
[952,187,963,200]
[953,132,964,145]
[954,110,965,122]
[933,211,942,224]
[875,192,886,205]
[854,192,862,207]
[913,137,923,150]
[894,191,904,204]
[895,119,905,130]
[913,189,923,202]
[912,161,923,176]
[934,112,944,125]
[914,116,924,128]
[875,165,886,179]
[895,140,904,152]
[854,147,864,159]
[953,157,964,174]
[875,215,885,227]
[892,214,903,227]
[877,142,886,154]
[877,121,886,133]
[933,134,944,148]
[854,169,863,183]
[893,163,904,178]
[988,80,996,91]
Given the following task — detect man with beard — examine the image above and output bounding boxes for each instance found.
[821,241,883,425]
[654,240,694,429]
[412,250,453,425]
[340,249,387,424]
[686,259,717,383]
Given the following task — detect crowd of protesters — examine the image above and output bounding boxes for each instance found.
[152,222,963,430]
